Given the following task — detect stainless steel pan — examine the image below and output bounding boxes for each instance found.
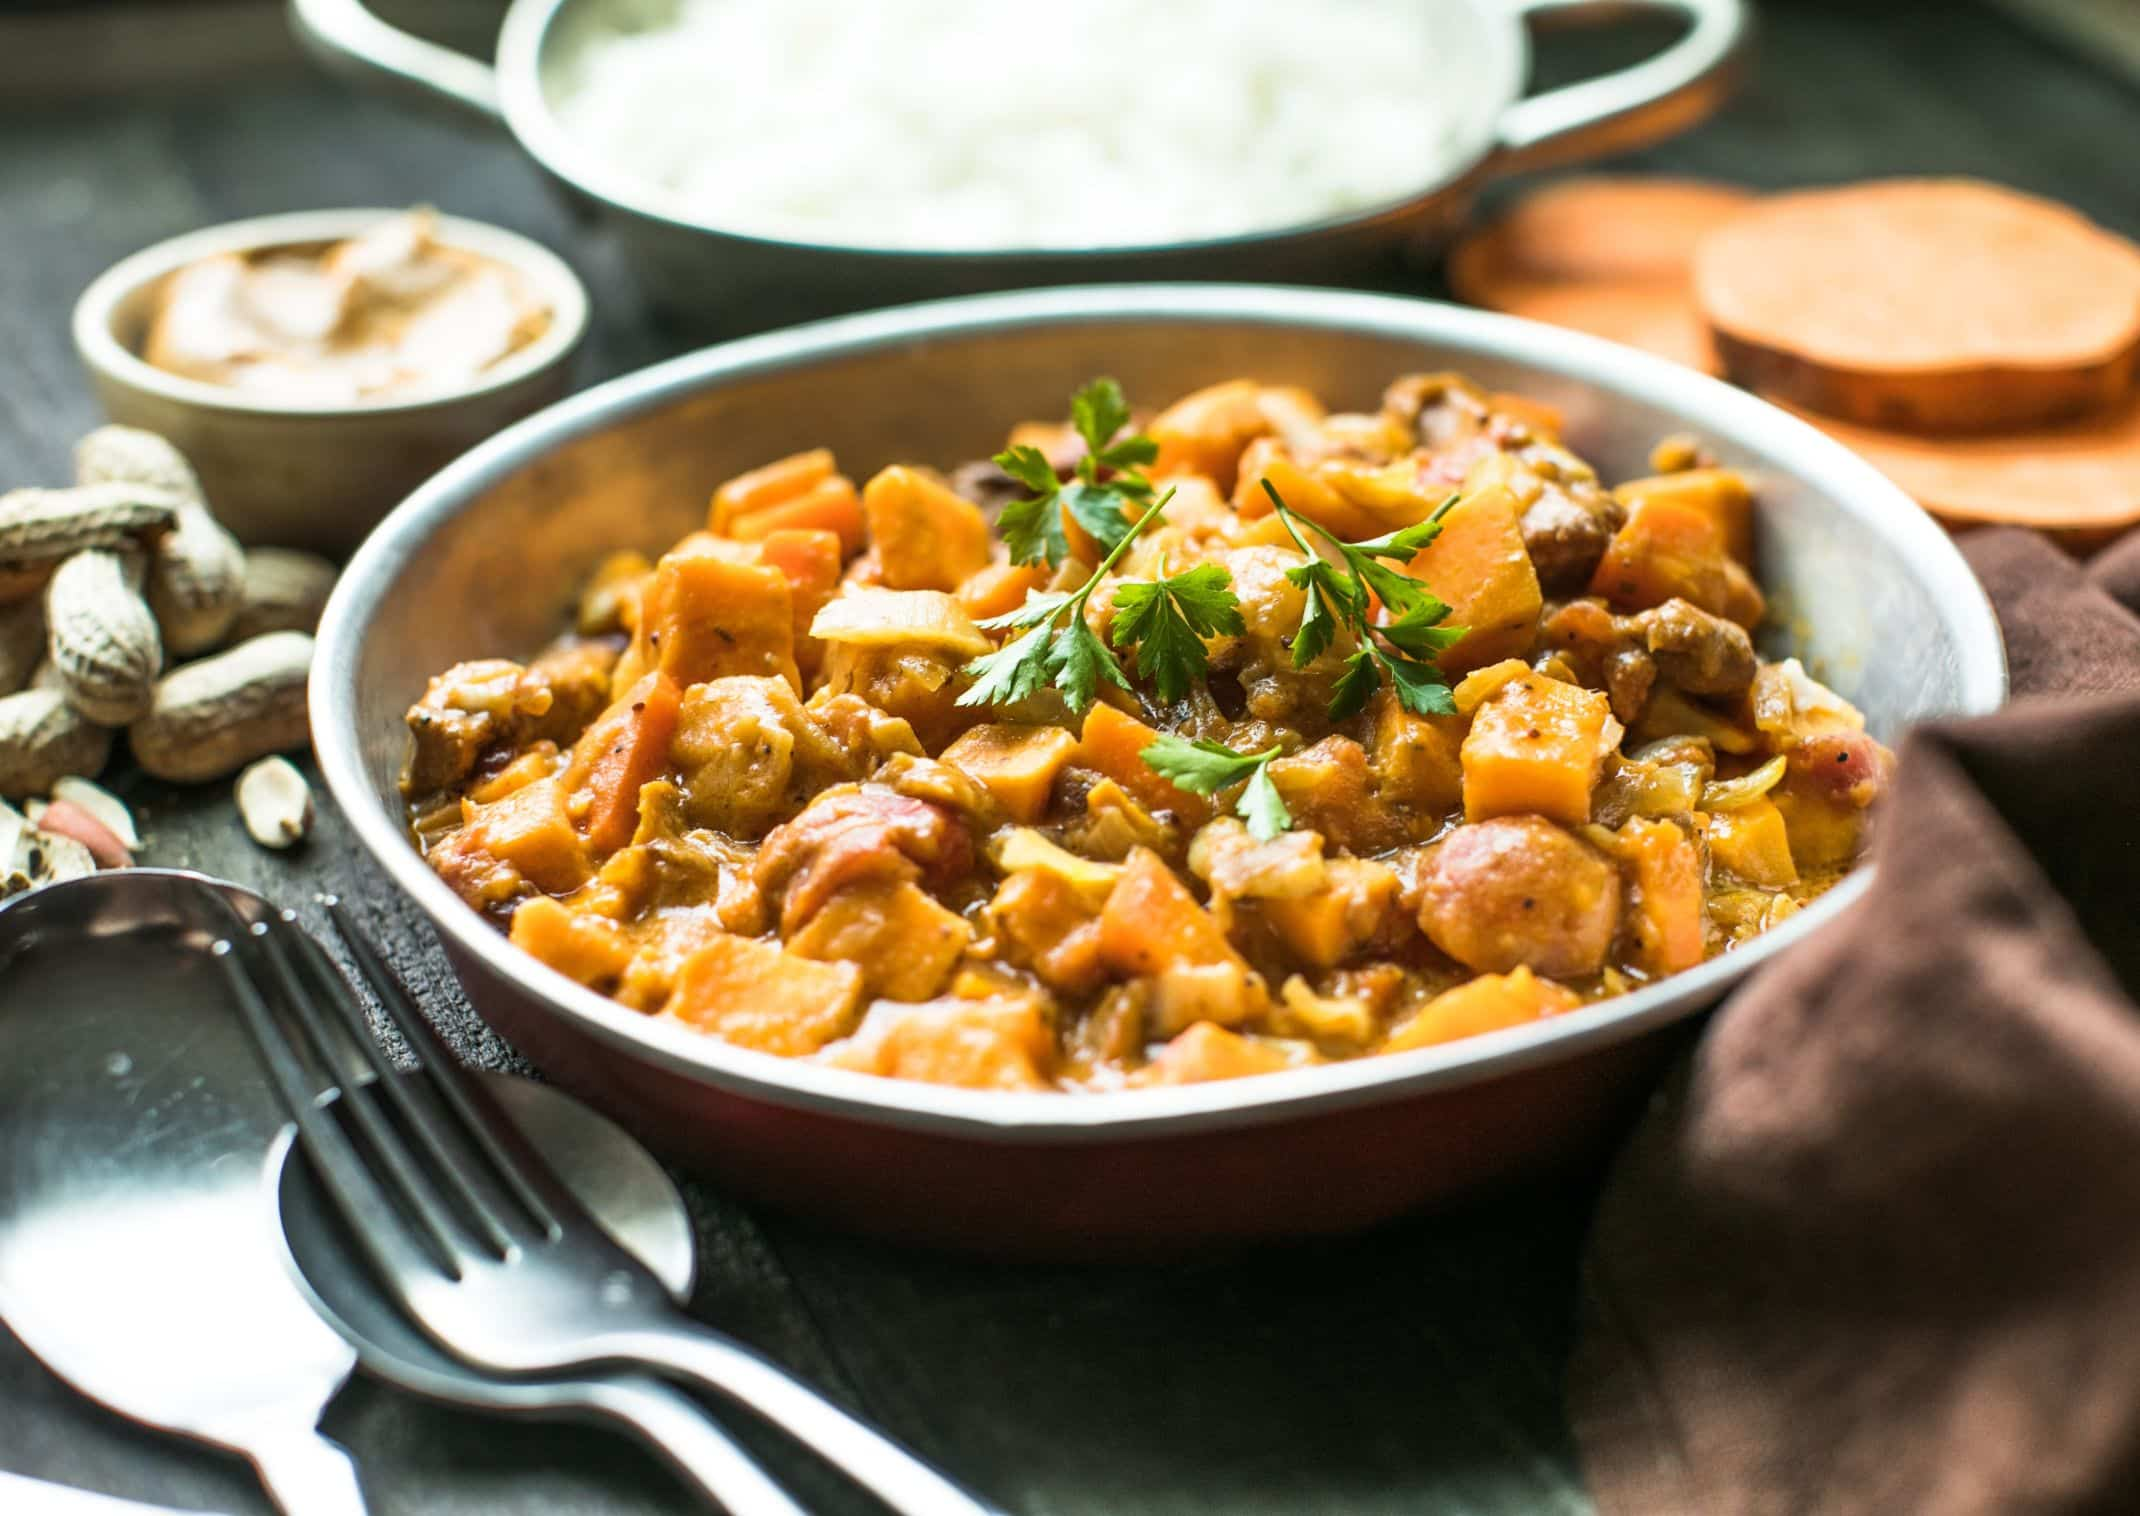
[290,0,1748,327]
[311,284,2005,1254]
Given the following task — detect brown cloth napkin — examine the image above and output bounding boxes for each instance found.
[1569,526,2140,1516]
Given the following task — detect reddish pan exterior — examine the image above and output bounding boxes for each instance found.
[451,942,1676,1257]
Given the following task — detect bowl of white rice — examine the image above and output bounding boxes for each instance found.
[294,0,1747,323]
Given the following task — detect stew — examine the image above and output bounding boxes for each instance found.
[404,372,1892,1092]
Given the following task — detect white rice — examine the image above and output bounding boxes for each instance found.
[544,0,1488,251]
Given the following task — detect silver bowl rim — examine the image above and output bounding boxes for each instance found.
[495,0,1524,260]
[313,283,2007,1145]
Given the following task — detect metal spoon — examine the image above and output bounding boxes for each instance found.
[0,871,365,1515]
[270,1075,806,1516]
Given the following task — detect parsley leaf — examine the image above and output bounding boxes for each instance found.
[993,379,1162,569]
[1109,562,1244,705]
[1261,479,1466,720]
[1140,734,1293,840]
[959,485,1180,713]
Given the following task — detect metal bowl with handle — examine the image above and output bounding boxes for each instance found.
[290,0,1748,326]
[313,285,2005,1256]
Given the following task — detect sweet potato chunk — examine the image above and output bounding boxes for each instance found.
[1417,816,1620,979]
[941,723,1079,823]
[1396,483,1543,674]
[729,477,865,558]
[1589,492,1765,628]
[1143,1022,1303,1085]
[1078,703,1208,822]
[435,774,590,903]
[1150,379,1271,492]
[819,994,1053,1091]
[862,465,994,591]
[1261,857,1400,968]
[1707,796,1798,886]
[1368,690,1465,816]
[562,672,681,858]
[671,676,857,837]
[662,934,863,1055]
[1232,449,1381,539]
[1461,672,1620,826]
[758,527,843,677]
[1382,967,1581,1054]
[1614,468,1754,567]
[1268,736,1407,854]
[627,542,799,692]
[989,869,1106,995]
[786,879,974,1002]
[1617,817,1706,975]
[509,896,633,989]
[1097,846,1237,977]
[710,448,836,530]
[956,560,1051,624]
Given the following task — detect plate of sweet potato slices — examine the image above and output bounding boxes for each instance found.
[1448,175,2140,542]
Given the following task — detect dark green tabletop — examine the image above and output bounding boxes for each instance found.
[1,2,2133,1511]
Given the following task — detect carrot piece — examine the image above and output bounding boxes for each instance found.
[661,934,863,1056]
[1382,967,1581,1054]
[955,560,1051,623]
[1589,492,1765,628]
[1618,818,1706,976]
[1460,672,1619,826]
[728,476,865,557]
[940,722,1079,823]
[1077,703,1209,823]
[1448,178,1756,374]
[1695,180,2140,433]
[861,465,994,591]
[1097,847,1238,978]
[564,672,681,857]
[630,542,800,691]
[1785,396,2140,541]
[1396,482,1542,674]
[709,448,836,532]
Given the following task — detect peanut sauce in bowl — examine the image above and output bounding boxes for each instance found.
[144,211,552,405]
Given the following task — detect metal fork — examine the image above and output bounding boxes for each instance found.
[214,896,1003,1516]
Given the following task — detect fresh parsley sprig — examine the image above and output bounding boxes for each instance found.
[1109,561,1244,705]
[959,485,1180,713]
[995,378,1160,568]
[1263,480,1467,721]
[1140,734,1291,841]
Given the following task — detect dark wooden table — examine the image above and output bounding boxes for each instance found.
[2,3,2133,1512]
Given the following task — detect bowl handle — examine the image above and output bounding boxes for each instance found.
[1491,0,1748,175]
[287,0,503,122]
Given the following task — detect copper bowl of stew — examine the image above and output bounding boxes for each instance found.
[313,286,2005,1255]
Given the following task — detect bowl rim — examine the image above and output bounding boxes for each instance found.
[314,283,2007,1144]
[71,207,591,419]
[496,0,1522,259]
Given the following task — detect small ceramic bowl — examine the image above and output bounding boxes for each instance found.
[72,208,589,555]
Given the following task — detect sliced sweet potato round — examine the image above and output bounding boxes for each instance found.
[1783,395,2140,541]
[1449,177,1757,292]
[1697,180,2140,434]
[1448,178,1755,373]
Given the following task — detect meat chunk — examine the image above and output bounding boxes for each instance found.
[1635,598,1757,697]
[1416,816,1621,979]
[1519,489,1626,596]
[752,784,972,934]
[402,647,615,797]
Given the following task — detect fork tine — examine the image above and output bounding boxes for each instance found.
[272,904,524,1258]
[210,915,457,1284]
[327,898,562,1240]
[230,907,488,1275]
